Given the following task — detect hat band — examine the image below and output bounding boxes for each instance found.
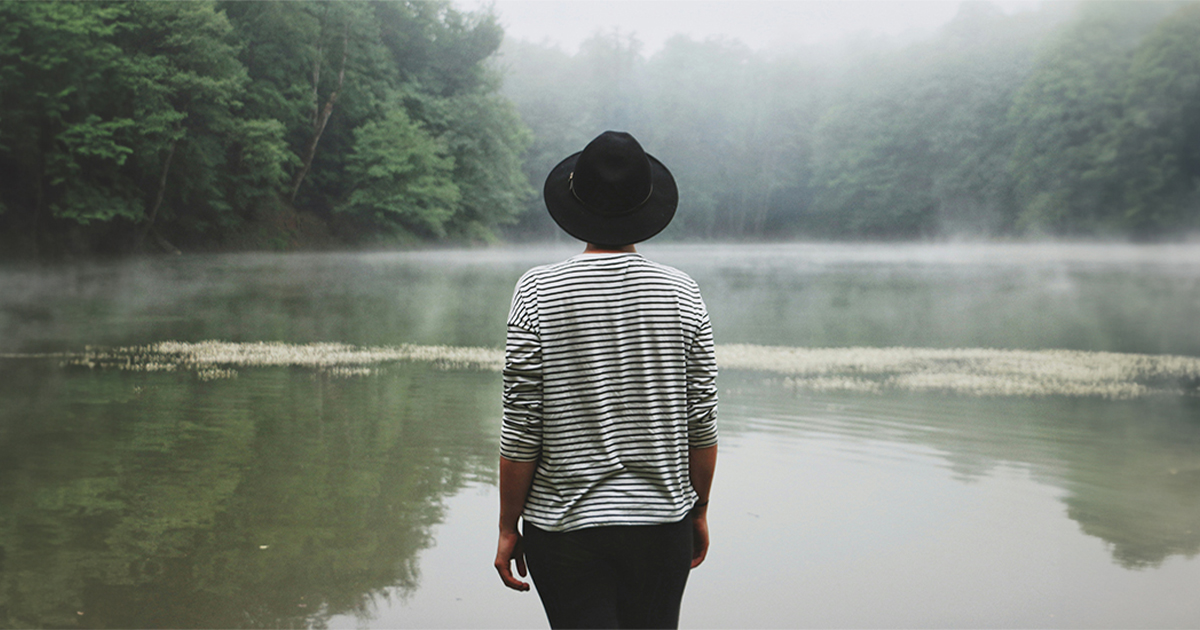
[569,171,654,217]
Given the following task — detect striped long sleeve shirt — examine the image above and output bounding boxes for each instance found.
[501,252,718,532]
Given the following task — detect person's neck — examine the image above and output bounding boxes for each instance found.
[584,243,637,254]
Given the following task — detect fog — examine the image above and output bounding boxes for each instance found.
[456,0,1048,54]
[489,0,1200,242]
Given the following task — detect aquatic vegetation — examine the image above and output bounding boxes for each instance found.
[324,366,374,378]
[720,344,1200,399]
[7,341,1194,399]
[55,341,505,377]
[197,367,237,382]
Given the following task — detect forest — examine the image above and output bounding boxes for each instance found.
[502,0,1200,242]
[0,0,531,257]
[1,1,1199,257]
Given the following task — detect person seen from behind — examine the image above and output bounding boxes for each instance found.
[494,130,719,629]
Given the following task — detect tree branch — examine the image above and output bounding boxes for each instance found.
[291,19,349,203]
[137,138,177,252]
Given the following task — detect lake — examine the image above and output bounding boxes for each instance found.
[2,242,1199,628]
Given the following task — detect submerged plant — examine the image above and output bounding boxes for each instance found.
[25,340,1200,399]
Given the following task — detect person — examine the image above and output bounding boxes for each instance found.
[493,130,719,629]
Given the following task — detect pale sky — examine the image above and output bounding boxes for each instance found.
[454,0,1050,54]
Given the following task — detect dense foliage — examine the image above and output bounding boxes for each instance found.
[501,1,1200,241]
[0,0,531,257]
[4,1,1199,256]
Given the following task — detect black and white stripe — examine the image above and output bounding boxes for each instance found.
[501,253,718,532]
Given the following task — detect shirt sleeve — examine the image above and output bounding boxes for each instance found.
[500,275,543,462]
[686,307,719,449]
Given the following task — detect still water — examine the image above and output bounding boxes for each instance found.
[2,243,1199,628]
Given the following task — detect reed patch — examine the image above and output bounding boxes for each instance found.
[720,344,1200,399]
[6,341,1197,398]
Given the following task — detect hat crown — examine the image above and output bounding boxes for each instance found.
[571,131,653,217]
[543,130,677,246]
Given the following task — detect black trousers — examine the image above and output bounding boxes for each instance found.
[522,516,693,629]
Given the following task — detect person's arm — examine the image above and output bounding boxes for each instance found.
[496,282,543,591]
[688,444,717,568]
[495,456,538,591]
[685,298,719,569]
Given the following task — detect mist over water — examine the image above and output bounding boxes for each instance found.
[2,242,1200,628]
[657,241,1200,356]
[5,242,1200,354]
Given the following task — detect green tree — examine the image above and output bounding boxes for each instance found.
[921,2,1054,236]
[118,1,276,248]
[226,0,530,244]
[643,36,763,238]
[395,5,532,241]
[0,1,286,254]
[433,90,534,240]
[0,0,532,256]
[338,106,459,238]
[1101,3,1200,234]
[497,38,598,240]
[808,3,1055,238]
[1007,1,1178,235]
[0,1,143,246]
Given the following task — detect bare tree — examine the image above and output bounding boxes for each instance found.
[290,14,349,203]
[137,138,181,254]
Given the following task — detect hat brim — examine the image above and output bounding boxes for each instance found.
[543,151,678,246]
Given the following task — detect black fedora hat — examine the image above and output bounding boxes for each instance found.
[544,131,678,246]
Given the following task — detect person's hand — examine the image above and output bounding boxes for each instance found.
[494,528,530,591]
[690,513,709,568]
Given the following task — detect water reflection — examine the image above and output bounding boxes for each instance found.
[2,244,1199,627]
[719,371,1200,570]
[0,361,499,628]
[3,358,1197,627]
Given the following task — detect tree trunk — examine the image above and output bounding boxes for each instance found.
[33,166,45,259]
[137,139,177,252]
[149,226,181,255]
[309,17,323,128]
[31,139,49,258]
[290,20,349,203]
